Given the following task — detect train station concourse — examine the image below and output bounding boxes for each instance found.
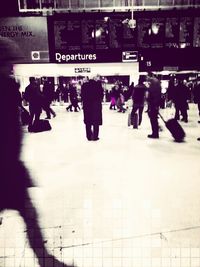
[0,1,200,267]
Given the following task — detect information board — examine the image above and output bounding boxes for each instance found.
[48,13,137,63]
[136,10,200,49]
[165,17,179,48]
[179,17,193,48]
[193,17,200,47]
[150,17,165,48]
[137,18,151,48]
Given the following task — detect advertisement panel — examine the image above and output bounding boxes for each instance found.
[0,17,49,63]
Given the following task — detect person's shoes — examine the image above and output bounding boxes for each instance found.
[53,113,56,117]
[147,134,159,139]
[198,121,200,123]
[93,137,99,141]
[45,117,51,120]
[181,118,188,123]
[197,137,200,141]
[39,256,75,267]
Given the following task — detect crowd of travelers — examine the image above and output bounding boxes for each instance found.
[19,73,200,141]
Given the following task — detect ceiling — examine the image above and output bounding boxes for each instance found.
[19,0,200,13]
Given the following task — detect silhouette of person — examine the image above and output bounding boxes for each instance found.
[146,72,161,139]
[81,76,104,141]
[24,77,43,128]
[193,79,200,123]
[42,79,56,119]
[66,82,80,112]
[0,39,74,267]
[131,76,146,126]
[168,78,190,123]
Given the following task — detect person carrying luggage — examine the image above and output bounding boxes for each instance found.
[146,72,162,139]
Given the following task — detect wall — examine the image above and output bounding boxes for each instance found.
[13,62,139,90]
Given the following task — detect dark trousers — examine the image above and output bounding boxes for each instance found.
[148,108,159,137]
[131,105,144,125]
[86,124,99,140]
[29,106,41,126]
[175,103,188,121]
[197,102,200,116]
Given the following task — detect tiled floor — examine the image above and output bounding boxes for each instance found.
[0,102,200,267]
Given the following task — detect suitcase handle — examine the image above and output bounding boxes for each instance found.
[158,112,166,123]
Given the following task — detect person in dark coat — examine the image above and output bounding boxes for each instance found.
[168,78,190,123]
[81,76,104,141]
[109,85,118,110]
[193,79,200,123]
[146,72,161,139]
[131,76,146,126]
[66,83,80,112]
[0,46,73,267]
[24,77,43,128]
[42,79,56,119]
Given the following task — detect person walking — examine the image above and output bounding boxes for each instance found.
[66,82,80,112]
[42,79,56,119]
[193,79,200,123]
[81,76,104,141]
[168,78,190,122]
[24,77,43,129]
[131,76,146,127]
[0,40,73,267]
[146,72,162,139]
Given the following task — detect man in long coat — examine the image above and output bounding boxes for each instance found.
[81,76,104,141]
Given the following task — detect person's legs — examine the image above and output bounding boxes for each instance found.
[50,107,56,117]
[148,109,159,138]
[34,110,41,122]
[197,102,200,117]
[138,106,144,125]
[174,104,180,120]
[85,124,92,140]
[19,193,74,267]
[93,124,99,140]
[28,106,34,126]
[180,107,188,122]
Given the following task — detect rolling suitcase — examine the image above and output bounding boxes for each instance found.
[28,119,52,133]
[159,113,185,142]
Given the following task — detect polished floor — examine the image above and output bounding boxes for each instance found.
[0,102,200,267]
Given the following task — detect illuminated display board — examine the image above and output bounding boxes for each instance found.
[48,12,137,63]
[136,9,200,49]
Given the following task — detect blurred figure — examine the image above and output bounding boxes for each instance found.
[109,84,118,110]
[81,76,104,141]
[146,72,161,139]
[193,79,200,123]
[42,79,56,119]
[24,77,43,128]
[66,82,80,112]
[117,92,126,113]
[131,76,146,126]
[0,38,73,267]
[168,78,190,122]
